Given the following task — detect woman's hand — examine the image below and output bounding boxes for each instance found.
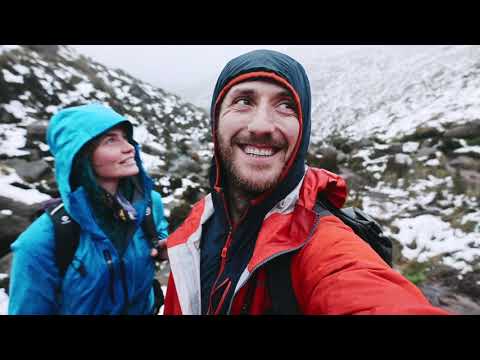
[150,239,168,261]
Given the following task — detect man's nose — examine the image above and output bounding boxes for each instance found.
[247,105,275,135]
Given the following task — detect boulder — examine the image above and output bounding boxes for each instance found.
[413,126,442,140]
[0,195,41,257]
[26,121,49,143]
[307,146,340,173]
[444,119,480,139]
[448,156,480,172]
[5,158,50,182]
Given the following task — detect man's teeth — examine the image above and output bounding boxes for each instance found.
[243,145,275,157]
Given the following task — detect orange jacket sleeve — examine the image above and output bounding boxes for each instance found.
[291,216,450,315]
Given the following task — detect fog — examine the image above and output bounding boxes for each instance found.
[72,45,365,103]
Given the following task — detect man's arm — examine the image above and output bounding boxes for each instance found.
[292,216,449,315]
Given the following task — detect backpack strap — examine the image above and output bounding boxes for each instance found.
[47,203,81,277]
[141,205,161,245]
[141,204,166,313]
[264,196,337,315]
[265,252,300,315]
[316,194,393,266]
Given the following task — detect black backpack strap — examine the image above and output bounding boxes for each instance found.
[141,204,166,314]
[264,197,340,315]
[141,205,160,245]
[266,252,300,315]
[47,203,81,277]
[316,193,393,266]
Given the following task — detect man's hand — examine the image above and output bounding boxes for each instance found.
[150,239,168,261]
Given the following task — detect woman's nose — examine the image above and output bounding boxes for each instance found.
[122,139,135,153]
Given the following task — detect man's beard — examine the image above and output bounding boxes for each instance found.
[217,135,283,197]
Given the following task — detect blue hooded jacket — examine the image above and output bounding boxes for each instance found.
[8,103,169,315]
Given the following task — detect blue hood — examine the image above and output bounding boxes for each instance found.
[46,103,150,225]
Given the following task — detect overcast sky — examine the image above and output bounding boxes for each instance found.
[72,45,365,102]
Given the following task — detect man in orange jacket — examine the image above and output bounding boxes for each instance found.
[163,49,449,315]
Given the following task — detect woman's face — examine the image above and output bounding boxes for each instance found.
[91,126,139,184]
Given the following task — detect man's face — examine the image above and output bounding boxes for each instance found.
[217,79,300,195]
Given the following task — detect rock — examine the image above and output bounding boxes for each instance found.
[373,142,403,156]
[5,158,50,182]
[417,146,438,159]
[385,154,411,178]
[338,166,368,189]
[448,156,480,172]
[410,126,443,140]
[0,253,12,294]
[444,119,480,139]
[337,150,348,164]
[0,107,21,124]
[24,45,59,57]
[26,121,49,143]
[419,282,480,315]
[308,146,339,173]
[0,253,12,274]
[0,195,41,257]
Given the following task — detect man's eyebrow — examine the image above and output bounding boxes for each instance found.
[227,88,256,98]
[277,90,294,100]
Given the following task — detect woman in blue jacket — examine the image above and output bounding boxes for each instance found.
[8,103,169,315]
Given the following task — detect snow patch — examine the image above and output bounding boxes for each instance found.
[0,288,8,316]
[402,142,420,153]
[0,124,29,156]
[2,69,23,84]
[454,146,480,155]
[12,64,30,75]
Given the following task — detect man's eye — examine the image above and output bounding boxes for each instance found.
[279,101,297,113]
[234,97,251,106]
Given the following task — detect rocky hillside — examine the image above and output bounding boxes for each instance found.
[0,45,479,314]
[0,45,212,259]
[301,45,480,312]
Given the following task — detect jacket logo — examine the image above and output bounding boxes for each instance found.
[60,215,71,225]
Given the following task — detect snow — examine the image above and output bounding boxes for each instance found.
[1,209,13,216]
[454,146,480,155]
[425,158,440,166]
[0,183,50,205]
[140,151,165,170]
[2,69,23,84]
[0,288,8,315]
[0,45,20,55]
[0,168,50,205]
[0,124,29,157]
[12,64,30,75]
[395,153,413,165]
[393,215,480,272]
[402,142,420,153]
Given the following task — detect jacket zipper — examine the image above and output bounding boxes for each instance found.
[207,190,238,314]
[226,209,322,314]
[225,246,305,314]
[103,250,116,303]
[119,259,130,314]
